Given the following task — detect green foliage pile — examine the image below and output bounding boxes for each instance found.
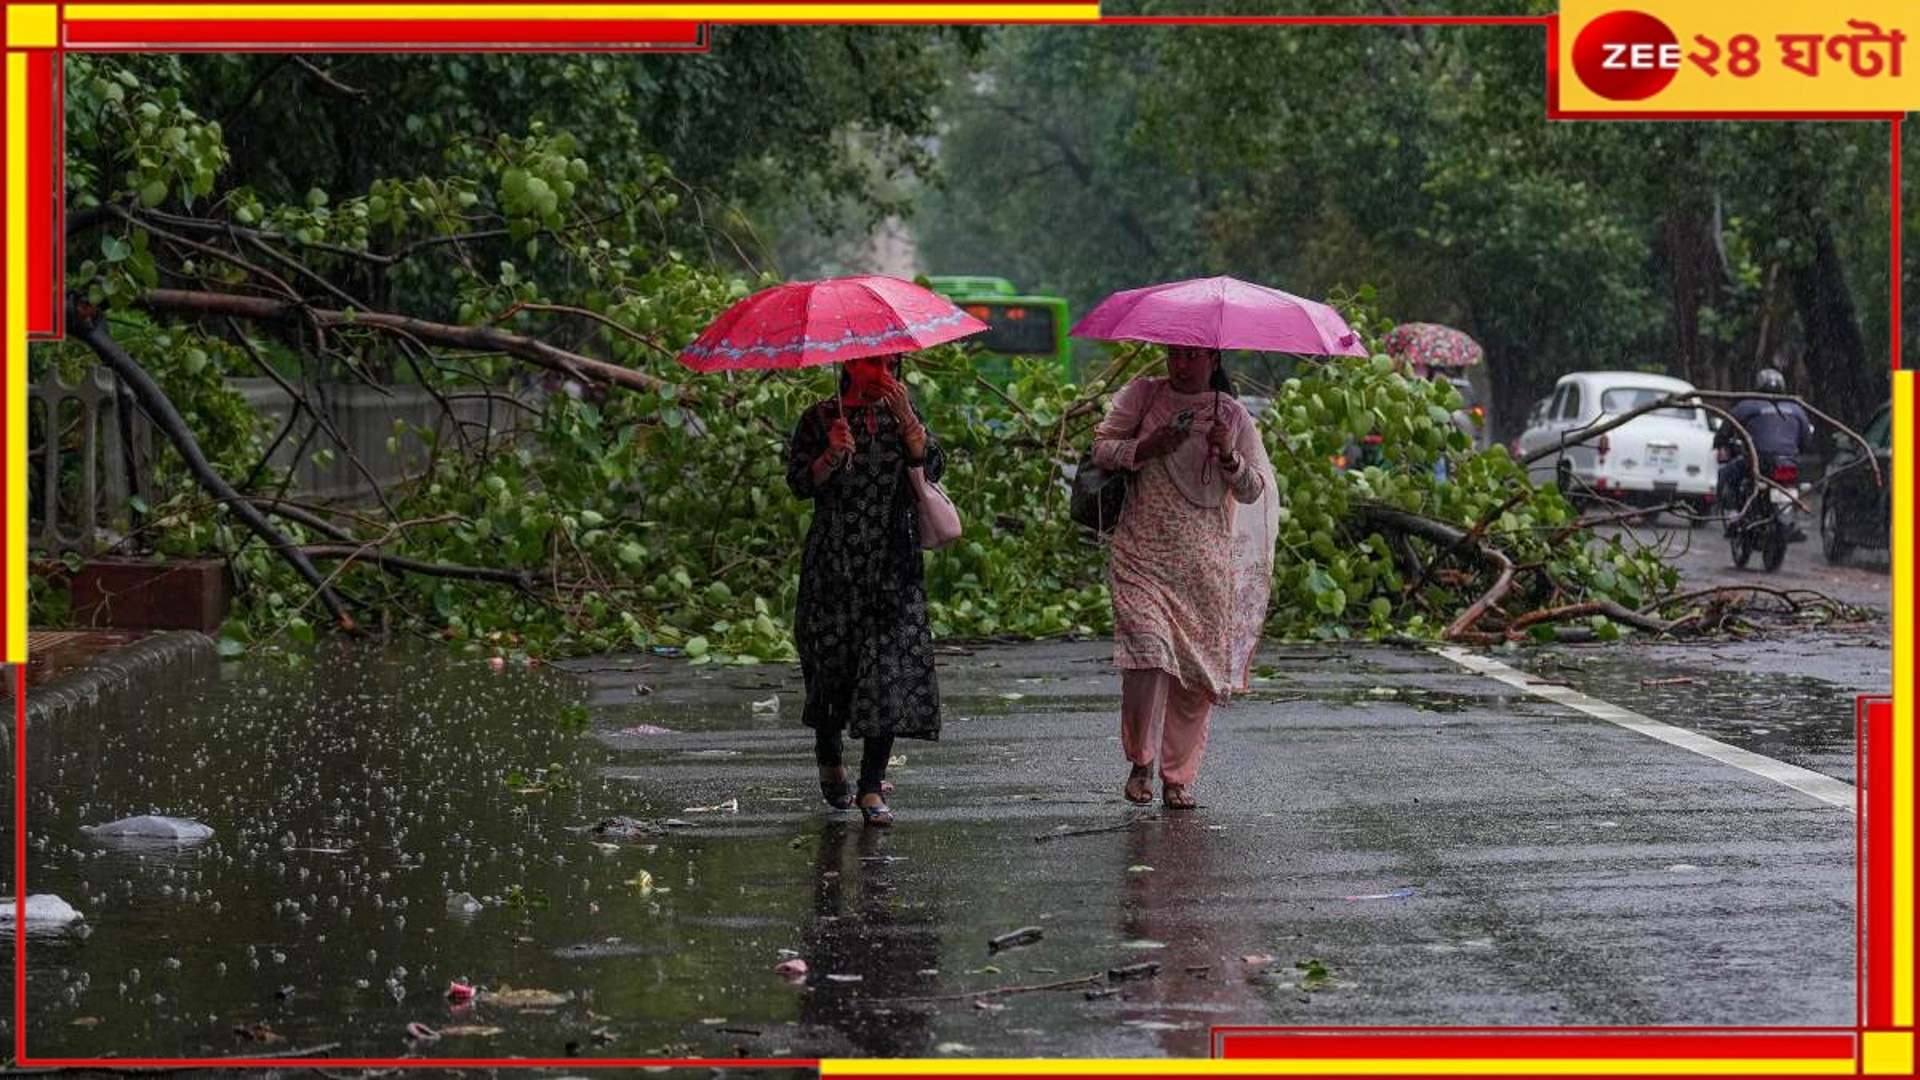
[159,337,1671,660]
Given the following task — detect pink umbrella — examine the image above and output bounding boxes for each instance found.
[677,275,987,372]
[1069,275,1367,356]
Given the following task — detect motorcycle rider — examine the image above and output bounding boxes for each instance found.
[1715,367,1813,537]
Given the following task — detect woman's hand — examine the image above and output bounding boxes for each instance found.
[1135,422,1190,462]
[826,416,855,467]
[879,375,928,458]
[1207,417,1241,472]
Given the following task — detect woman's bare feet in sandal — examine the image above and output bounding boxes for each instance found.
[858,791,894,828]
[817,765,854,810]
[1124,764,1155,805]
[1161,782,1197,810]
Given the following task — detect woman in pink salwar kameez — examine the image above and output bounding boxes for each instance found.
[1092,345,1278,809]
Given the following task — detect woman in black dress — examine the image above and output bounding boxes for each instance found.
[785,353,944,827]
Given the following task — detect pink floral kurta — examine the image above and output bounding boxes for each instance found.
[1093,377,1273,702]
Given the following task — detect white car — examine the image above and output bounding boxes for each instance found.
[1514,371,1717,518]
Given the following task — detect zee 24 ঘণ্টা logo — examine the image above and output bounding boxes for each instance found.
[1571,8,1906,102]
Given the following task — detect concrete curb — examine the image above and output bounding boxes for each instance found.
[12,630,220,742]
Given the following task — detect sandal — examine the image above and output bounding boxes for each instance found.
[1161,783,1197,811]
[818,767,855,811]
[858,794,895,828]
[1124,764,1154,805]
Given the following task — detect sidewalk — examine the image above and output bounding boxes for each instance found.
[7,628,218,737]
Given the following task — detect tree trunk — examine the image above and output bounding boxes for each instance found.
[1787,222,1881,425]
[1655,201,1738,392]
[1484,342,1536,446]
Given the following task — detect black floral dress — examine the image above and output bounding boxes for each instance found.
[786,400,946,741]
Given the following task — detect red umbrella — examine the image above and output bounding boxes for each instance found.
[677,275,988,372]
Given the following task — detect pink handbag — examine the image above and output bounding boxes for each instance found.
[908,466,962,550]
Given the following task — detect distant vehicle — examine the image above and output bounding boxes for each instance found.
[1820,401,1892,563]
[1724,450,1808,572]
[924,275,1017,298]
[1514,371,1716,518]
[925,276,1072,383]
[1513,396,1552,454]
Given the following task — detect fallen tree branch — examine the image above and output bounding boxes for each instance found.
[137,204,510,269]
[1408,486,1532,597]
[248,497,356,542]
[1650,583,1856,616]
[224,316,401,518]
[1508,599,1679,635]
[109,204,302,302]
[70,298,355,631]
[298,544,538,589]
[1686,389,1883,489]
[139,287,670,394]
[1352,502,1517,639]
[493,299,678,362]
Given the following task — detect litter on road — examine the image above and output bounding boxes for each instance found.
[1342,886,1416,901]
[988,926,1045,952]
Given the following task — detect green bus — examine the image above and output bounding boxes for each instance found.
[925,276,1072,384]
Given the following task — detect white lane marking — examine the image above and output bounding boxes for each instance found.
[1435,646,1856,814]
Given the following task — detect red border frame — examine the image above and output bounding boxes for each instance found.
[64,21,711,50]
[6,5,1907,1073]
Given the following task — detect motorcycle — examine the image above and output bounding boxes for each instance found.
[1725,454,1806,572]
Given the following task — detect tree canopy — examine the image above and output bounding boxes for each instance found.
[33,29,1879,661]
[915,21,1897,436]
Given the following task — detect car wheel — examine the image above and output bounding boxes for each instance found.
[1820,499,1852,565]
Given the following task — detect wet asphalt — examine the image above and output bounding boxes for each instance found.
[568,634,1867,1057]
[9,610,1878,1060]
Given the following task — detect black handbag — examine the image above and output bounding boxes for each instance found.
[1070,381,1168,533]
[1069,455,1129,533]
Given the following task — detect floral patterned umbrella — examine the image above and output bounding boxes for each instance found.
[1382,322,1484,372]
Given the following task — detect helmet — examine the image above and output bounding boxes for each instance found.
[1756,367,1786,393]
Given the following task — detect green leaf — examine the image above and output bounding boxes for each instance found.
[1295,959,1330,992]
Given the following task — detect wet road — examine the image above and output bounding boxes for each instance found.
[1595,495,1892,613]
[11,625,1877,1060]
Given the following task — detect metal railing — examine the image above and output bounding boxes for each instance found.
[28,365,151,557]
[29,364,539,557]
